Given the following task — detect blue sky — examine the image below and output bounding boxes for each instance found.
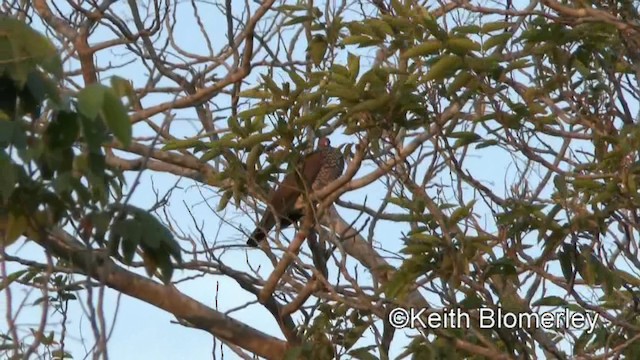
[1,0,633,359]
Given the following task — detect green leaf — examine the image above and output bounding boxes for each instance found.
[348,94,391,113]
[343,35,381,47]
[238,88,273,99]
[475,139,499,149]
[460,293,484,309]
[156,252,174,283]
[0,151,16,202]
[162,139,206,151]
[283,347,304,360]
[77,84,107,120]
[110,76,135,99]
[465,56,500,73]
[402,40,442,58]
[424,55,463,82]
[111,219,142,264]
[260,74,283,97]
[46,111,80,149]
[532,296,568,307]
[325,83,360,101]
[554,174,568,197]
[481,21,511,33]
[483,33,512,50]
[445,37,480,55]
[485,257,517,278]
[287,70,306,88]
[347,53,360,81]
[0,269,28,291]
[1,213,27,246]
[366,19,394,37]
[449,131,481,148]
[79,114,109,152]
[381,15,412,32]
[274,5,307,11]
[238,132,273,148]
[348,346,378,360]
[309,34,328,67]
[450,200,475,223]
[574,329,594,356]
[0,117,27,150]
[217,191,233,211]
[283,15,314,26]
[614,270,640,287]
[452,25,482,34]
[237,104,275,119]
[0,17,62,78]
[390,0,409,17]
[101,89,132,146]
[446,71,473,95]
[24,70,54,106]
[342,324,369,351]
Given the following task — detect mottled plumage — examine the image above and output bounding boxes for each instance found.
[247,137,344,247]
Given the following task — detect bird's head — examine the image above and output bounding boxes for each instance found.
[318,137,331,148]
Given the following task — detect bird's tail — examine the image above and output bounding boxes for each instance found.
[247,211,275,247]
[247,228,266,247]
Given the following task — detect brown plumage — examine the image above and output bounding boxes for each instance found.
[247,137,345,247]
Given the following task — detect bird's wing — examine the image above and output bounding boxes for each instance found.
[299,150,326,192]
[267,150,325,211]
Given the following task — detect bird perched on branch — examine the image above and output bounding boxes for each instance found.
[247,137,345,247]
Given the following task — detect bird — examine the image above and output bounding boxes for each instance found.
[247,137,345,247]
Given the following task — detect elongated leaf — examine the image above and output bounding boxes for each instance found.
[446,71,472,95]
[481,21,511,33]
[484,33,512,50]
[475,139,499,149]
[366,19,394,37]
[261,75,283,97]
[0,151,16,202]
[239,132,273,148]
[237,104,275,119]
[77,84,107,120]
[343,35,382,47]
[309,35,328,66]
[283,15,314,26]
[325,83,360,101]
[402,40,442,58]
[532,296,568,307]
[348,94,390,113]
[102,89,132,146]
[110,75,137,103]
[446,37,481,54]
[554,175,568,196]
[424,55,463,82]
[0,269,28,291]
[274,5,306,11]
[162,139,206,151]
[287,70,306,88]
[347,53,360,81]
[381,15,413,31]
[1,213,27,246]
[217,190,233,211]
[348,347,378,360]
[238,88,273,99]
[452,132,482,148]
[452,25,481,34]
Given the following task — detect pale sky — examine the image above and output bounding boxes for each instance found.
[1,1,626,359]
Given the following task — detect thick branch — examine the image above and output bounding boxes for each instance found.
[38,228,289,360]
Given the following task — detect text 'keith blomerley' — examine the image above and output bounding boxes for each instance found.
[412,307,599,333]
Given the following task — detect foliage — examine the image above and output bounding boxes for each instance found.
[3,1,640,359]
[0,18,181,291]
